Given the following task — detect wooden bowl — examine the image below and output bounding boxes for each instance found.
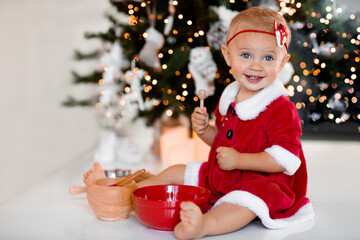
[86,177,137,221]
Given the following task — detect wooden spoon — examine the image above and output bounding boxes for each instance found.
[198,89,206,109]
[108,169,145,187]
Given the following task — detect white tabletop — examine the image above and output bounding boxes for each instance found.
[1,141,359,240]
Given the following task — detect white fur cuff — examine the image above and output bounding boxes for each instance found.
[265,145,301,175]
[213,190,315,229]
[219,79,288,120]
[183,161,203,186]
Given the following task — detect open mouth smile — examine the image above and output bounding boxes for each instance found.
[245,75,264,83]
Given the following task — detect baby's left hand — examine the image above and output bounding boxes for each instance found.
[216,147,241,171]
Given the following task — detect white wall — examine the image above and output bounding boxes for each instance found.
[0,0,110,204]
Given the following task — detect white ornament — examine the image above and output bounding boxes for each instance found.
[164,2,176,36]
[206,21,227,50]
[340,112,350,122]
[318,42,336,56]
[292,21,305,30]
[278,62,295,85]
[318,82,329,90]
[188,47,217,97]
[329,94,347,112]
[258,0,280,11]
[138,27,165,70]
[143,98,157,111]
[211,6,239,29]
[309,32,335,57]
[309,112,321,122]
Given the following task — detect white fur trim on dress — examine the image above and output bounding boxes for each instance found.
[219,79,289,120]
[183,161,203,186]
[265,145,301,175]
[213,190,315,229]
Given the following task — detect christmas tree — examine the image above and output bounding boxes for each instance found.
[64,0,360,138]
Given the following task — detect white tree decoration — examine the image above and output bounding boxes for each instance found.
[188,47,217,97]
[122,60,145,111]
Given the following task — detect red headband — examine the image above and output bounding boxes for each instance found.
[226,20,288,51]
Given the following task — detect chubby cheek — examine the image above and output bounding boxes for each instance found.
[264,70,278,81]
[229,67,244,81]
[229,59,246,73]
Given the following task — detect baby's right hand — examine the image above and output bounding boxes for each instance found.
[191,107,209,135]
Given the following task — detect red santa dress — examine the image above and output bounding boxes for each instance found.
[184,79,314,229]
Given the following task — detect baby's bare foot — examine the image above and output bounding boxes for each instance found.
[83,162,106,186]
[174,201,205,240]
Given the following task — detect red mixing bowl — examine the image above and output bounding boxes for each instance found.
[132,184,210,231]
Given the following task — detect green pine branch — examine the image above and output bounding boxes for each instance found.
[73,49,100,60]
[62,96,94,107]
[71,70,102,84]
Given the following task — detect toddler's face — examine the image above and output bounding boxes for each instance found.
[222,31,289,99]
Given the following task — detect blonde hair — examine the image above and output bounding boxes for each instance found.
[227,6,291,47]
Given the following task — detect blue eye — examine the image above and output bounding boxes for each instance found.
[241,53,250,59]
[264,56,273,61]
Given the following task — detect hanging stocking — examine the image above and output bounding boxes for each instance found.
[138,27,165,70]
[138,0,172,71]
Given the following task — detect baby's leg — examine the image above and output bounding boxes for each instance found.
[83,162,106,186]
[174,202,256,240]
[136,164,186,188]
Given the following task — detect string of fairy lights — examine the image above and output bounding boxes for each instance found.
[278,0,360,124]
[124,0,207,118]
[98,0,359,124]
